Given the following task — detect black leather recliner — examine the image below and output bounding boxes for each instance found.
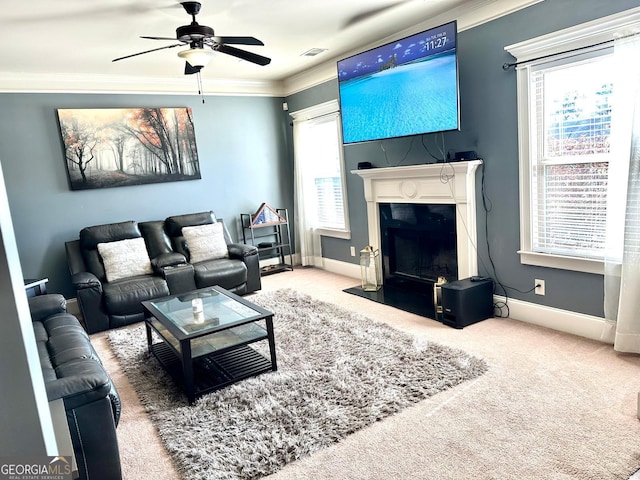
[164,211,262,295]
[65,221,171,334]
[30,293,122,480]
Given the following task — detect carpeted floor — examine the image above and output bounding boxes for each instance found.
[91,267,640,479]
[107,288,487,479]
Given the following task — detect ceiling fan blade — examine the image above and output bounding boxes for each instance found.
[342,2,404,29]
[141,36,179,41]
[213,36,264,46]
[184,62,202,75]
[112,43,184,62]
[215,44,271,66]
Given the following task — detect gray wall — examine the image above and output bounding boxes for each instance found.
[285,0,639,317]
[0,93,292,298]
[0,159,57,456]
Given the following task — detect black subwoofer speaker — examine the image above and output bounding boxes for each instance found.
[441,277,493,329]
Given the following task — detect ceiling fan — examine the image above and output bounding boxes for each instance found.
[112,1,271,75]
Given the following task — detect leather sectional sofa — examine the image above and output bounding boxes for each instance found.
[65,211,261,334]
[30,293,122,480]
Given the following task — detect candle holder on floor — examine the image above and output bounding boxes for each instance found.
[360,246,382,292]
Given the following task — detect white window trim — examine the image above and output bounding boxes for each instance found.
[289,99,351,240]
[290,99,338,122]
[505,6,640,275]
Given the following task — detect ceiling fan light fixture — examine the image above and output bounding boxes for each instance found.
[177,48,215,67]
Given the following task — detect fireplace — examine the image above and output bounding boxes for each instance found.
[350,161,482,316]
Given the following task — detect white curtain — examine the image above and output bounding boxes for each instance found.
[292,119,321,266]
[290,100,340,267]
[603,32,640,353]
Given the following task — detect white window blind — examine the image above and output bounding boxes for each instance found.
[529,55,613,260]
[305,113,346,230]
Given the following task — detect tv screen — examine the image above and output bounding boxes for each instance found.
[337,21,459,145]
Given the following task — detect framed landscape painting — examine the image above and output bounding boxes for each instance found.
[57,107,201,190]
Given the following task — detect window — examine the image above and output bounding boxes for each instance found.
[530,55,612,259]
[290,100,350,238]
[505,8,640,274]
[301,114,346,230]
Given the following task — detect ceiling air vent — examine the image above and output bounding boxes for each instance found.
[301,48,327,57]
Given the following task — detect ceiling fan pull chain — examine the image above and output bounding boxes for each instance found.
[197,71,205,104]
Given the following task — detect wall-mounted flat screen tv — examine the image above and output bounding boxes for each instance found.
[337,20,459,145]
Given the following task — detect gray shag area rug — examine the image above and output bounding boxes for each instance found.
[108,289,488,480]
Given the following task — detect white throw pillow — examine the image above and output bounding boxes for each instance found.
[182,222,229,263]
[97,237,153,282]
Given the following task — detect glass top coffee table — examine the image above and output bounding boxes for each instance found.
[142,286,277,404]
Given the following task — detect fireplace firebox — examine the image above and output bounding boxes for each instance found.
[380,203,457,288]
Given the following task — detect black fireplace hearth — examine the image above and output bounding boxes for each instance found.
[344,283,436,319]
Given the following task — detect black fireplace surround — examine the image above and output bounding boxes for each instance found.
[380,203,458,287]
[345,203,458,318]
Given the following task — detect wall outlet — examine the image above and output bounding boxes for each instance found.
[535,279,545,295]
[350,246,356,257]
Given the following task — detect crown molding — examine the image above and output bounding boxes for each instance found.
[0,72,285,97]
[282,0,543,96]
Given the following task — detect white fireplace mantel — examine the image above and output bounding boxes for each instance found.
[352,160,482,280]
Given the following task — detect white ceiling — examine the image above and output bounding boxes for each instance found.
[0,0,539,95]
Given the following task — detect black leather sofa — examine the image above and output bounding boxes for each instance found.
[30,293,122,480]
[65,211,261,334]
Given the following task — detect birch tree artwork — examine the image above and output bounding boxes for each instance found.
[57,107,201,190]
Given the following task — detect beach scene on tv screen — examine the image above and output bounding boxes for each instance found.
[338,22,458,144]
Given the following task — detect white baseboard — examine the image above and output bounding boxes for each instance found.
[318,257,611,344]
[319,257,360,279]
[493,295,610,344]
[262,253,361,278]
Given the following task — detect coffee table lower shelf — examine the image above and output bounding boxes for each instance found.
[150,341,273,399]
